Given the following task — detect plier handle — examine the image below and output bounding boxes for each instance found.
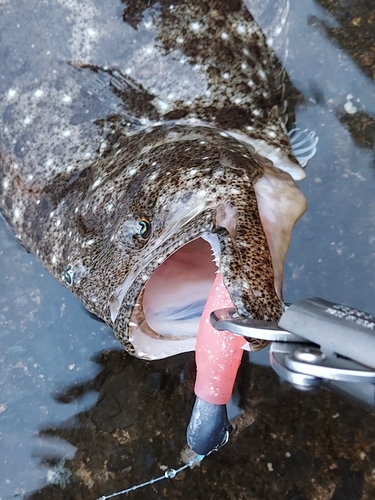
[210,297,375,408]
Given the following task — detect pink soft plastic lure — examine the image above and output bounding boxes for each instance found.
[195,272,246,405]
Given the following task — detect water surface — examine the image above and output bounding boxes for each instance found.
[1,0,375,499]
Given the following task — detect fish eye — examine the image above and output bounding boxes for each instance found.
[138,218,151,240]
[64,264,74,285]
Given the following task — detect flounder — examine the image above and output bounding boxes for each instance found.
[0,1,313,363]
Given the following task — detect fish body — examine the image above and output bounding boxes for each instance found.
[0,0,307,359]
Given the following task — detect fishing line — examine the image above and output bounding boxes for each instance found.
[96,453,205,500]
[95,429,230,499]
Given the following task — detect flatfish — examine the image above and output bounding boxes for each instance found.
[0,0,314,363]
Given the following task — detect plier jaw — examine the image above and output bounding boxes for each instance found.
[210,307,306,343]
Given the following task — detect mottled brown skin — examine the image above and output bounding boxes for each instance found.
[6,125,281,353]
[0,0,303,355]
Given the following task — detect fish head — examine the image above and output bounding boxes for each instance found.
[67,125,306,359]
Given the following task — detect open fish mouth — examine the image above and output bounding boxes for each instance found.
[106,158,308,360]
[128,236,220,360]
[102,127,309,360]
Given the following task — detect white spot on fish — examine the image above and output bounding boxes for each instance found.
[253,109,261,116]
[129,321,138,327]
[14,207,20,219]
[49,211,55,218]
[176,36,184,44]
[155,99,170,113]
[248,79,254,87]
[234,96,242,105]
[24,116,32,125]
[268,130,276,138]
[87,239,95,245]
[237,25,246,34]
[189,169,198,176]
[221,32,229,40]
[66,165,74,173]
[213,169,224,179]
[87,27,97,37]
[62,130,72,137]
[51,255,57,264]
[2,178,9,190]
[241,62,247,69]
[62,95,72,103]
[33,89,44,98]
[223,72,230,79]
[46,159,53,167]
[106,203,114,211]
[258,69,266,80]
[55,219,61,227]
[127,166,138,176]
[190,22,201,31]
[92,178,102,189]
[7,89,17,98]
[27,174,33,181]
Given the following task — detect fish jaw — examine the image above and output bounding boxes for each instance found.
[63,127,306,360]
[113,168,305,360]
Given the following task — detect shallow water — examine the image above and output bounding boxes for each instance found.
[1,0,375,499]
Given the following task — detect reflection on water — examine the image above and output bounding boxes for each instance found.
[0,219,117,497]
[1,0,375,499]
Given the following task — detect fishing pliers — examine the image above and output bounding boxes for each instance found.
[187,297,375,455]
